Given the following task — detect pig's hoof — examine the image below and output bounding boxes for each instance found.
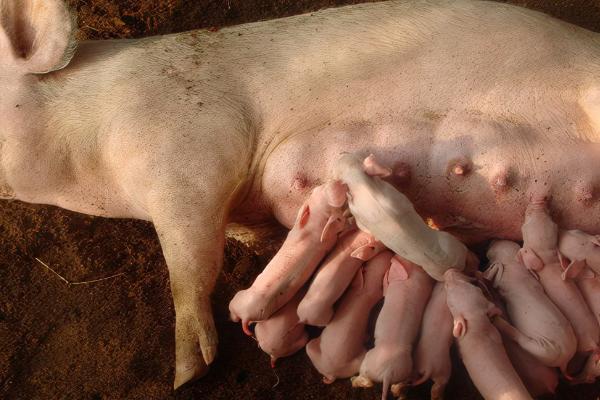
[173,310,218,389]
[350,375,373,388]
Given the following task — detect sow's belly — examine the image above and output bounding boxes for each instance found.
[257,118,600,244]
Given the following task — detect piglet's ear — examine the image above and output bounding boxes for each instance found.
[561,259,586,281]
[0,0,77,74]
[452,316,466,338]
[517,248,544,272]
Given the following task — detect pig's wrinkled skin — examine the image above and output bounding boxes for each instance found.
[519,200,600,356]
[297,228,385,326]
[412,283,453,400]
[254,289,308,367]
[444,270,532,400]
[558,229,600,277]
[353,256,434,400]
[306,251,391,384]
[229,181,346,332]
[503,333,559,397]
[7,0,600,388]
[485,240,576,371]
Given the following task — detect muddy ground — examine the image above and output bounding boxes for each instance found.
[2,1,600,399]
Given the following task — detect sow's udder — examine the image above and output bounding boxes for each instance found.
[228,154,600,400]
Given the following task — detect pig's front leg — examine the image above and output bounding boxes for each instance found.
[149,175,241,388]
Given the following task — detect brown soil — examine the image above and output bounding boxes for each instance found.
[2,1,600,399]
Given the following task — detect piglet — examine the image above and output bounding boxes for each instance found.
[412,282,454,400]
[306,251,392,383]
[558,229,600,277]
[503,327,559,397]
[519,199,600,357]
[297,228,385,326]
[229,181,347,332]
[254,289,308,367]
[485,240,576,372]
[444,269,532,400]
[334,153,470,281]
[568,269,600,383]
[353,255,434,400]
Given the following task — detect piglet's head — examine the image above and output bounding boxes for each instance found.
[444,269,500,337]
[486,240,520,265]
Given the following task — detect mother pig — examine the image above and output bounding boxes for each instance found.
[3,0,600,389]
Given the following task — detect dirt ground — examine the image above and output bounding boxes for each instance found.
[2,1,600,399]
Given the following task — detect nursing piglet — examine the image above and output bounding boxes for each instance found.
[297,228,385,326]
[254,289,308,367]
[306,251,392,383]
[519,199,600,357]
[444,269,532,400]
[412,282,454,400]
[485,240,576,372]
[567,270,600,383]
[558,229,600,277]
[229,181,347,332]
[353,256,434,400]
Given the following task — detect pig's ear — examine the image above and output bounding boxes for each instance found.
[560,258,586,281]
[452,316,466,338]
[320,215,343,243]
[0,0,77,75]
[363,154,392,178]
[482,262,504,288]
[294,203,310,228]
[389,256,409,281]
[581,267,596,280]
[351,244,378,261]
[517,248,544,272]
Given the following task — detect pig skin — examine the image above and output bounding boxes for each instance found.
[412,283,453,400]
[297,228,385,326]
[306,251,392,383]
[8,0,600,388]
[229,181,347,332]
[519,200,600,355]
[485,240,576,372]
[254,289,308,366]
[353,256,434,400]
[333,154,469,281]
[444,269,532,400]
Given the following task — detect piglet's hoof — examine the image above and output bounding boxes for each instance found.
[351,375,374,388]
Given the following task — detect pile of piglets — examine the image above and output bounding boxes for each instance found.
[228,154,600,400]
